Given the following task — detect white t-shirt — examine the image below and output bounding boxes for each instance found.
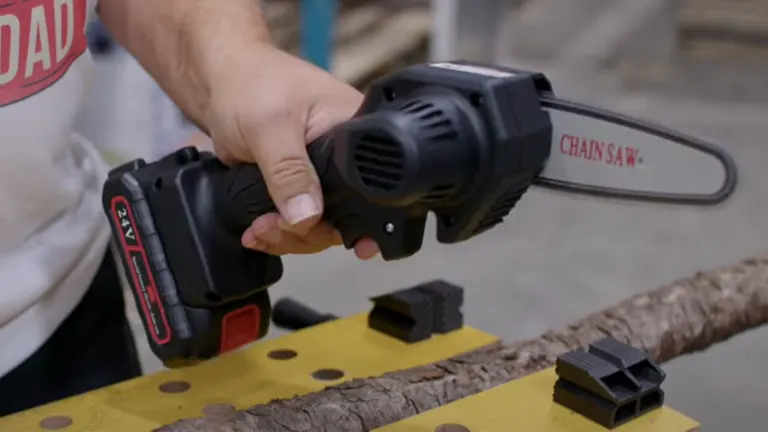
[0,0,107,378]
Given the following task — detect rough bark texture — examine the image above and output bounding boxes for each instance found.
[158,253,768,432]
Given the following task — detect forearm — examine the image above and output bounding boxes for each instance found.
[98,0,272,129]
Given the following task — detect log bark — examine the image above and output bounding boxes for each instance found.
[158,253,768,432]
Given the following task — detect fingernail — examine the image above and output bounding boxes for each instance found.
[252,222,282,244]
[249,216,271,235]
[284,193,320,225]
[242,229,266,250]
[246,240,268,251]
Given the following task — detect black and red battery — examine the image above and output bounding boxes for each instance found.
[103,148,278,368]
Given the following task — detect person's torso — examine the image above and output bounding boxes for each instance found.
[0,0,111,376]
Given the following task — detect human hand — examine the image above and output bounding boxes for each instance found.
[205,45,379,260]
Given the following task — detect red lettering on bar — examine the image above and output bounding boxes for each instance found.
[556,133,641,168]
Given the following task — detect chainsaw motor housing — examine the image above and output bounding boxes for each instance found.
[333,63,555,242]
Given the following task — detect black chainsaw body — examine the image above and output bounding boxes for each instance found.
[101,62,555,365]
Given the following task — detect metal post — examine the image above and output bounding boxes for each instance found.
[429,0,459,61]
[300,0,338,70]
[429,0,508,63]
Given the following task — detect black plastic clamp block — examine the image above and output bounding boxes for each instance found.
[368,280,464,343]
[553,336,666,429]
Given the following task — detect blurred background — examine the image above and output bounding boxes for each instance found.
[83,1,768,430]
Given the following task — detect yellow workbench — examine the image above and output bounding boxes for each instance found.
[0,312,699,431]
[376,368,698,432]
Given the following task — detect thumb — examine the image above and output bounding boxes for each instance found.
[251,120,323,234]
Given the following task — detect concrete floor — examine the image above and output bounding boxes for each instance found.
[79,50,768,431]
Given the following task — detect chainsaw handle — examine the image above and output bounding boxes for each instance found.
[216,134,426,260]
[219,137,333,218]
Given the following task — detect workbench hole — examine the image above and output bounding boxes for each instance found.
[202,402,236,418]
[268,349,297,360]
[434,424,471,432]
[311,368,344,381]
[158,380,191,393]
[39,415,73,430]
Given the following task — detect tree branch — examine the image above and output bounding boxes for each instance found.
[158,253,768,432]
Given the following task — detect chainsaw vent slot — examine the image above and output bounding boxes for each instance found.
[353,134,405,191]
[472,183,530,235]
[398,99,458,143]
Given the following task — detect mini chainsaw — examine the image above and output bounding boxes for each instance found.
[101,61,737,367]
